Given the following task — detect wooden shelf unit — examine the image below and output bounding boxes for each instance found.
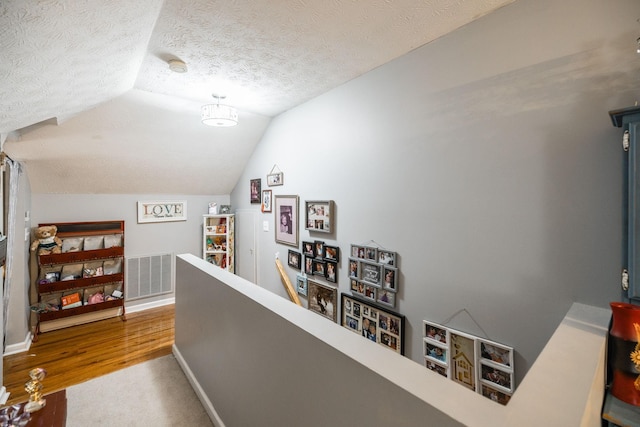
[33,220,126,335]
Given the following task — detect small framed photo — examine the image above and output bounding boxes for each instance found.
[274,195,299,247]
[296,274,308,296]
[423,321,449,345]
[376,289,395,308]
[324,245,339,262]
[481,383,512,406]
[325,260,337,283]
[349,278,359,293]
[450,330,478,392]
[314,240,325,259]
[378,250,396,266]
[352,280,365,296]
[308,280,337,322]
[305,200,334,233]
[382,266,398,292]
[351,245,365,259]
[478,339,513,369]
[261,190,272,212]
[267,172,284,186]
[364,246,377,261]
[302,241,315,257]
[250,178,261,204]
[425,359,448,378]
[312,259,326,276]
[360,260,381,286]
[363,284,377,301]
[304,255,313,275]
[348,259,359,279]
[288,250,301,269]
[424,341,448,364]
[480,363,513,392]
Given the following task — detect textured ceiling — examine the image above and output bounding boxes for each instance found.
[0,0,515,194]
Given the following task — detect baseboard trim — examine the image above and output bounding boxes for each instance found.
[173,344,225,427]
[0,386,8,405]
[125,297,175,314]
[3,331,33,356]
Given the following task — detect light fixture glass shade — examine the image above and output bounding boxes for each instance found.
[201,104,238,127]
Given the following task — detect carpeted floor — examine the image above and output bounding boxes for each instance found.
[66,355,213,427]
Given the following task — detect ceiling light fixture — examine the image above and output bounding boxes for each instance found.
[201,94,238,127]
[168,59,188,73]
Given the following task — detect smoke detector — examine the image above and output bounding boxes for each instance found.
[168,59,187,73]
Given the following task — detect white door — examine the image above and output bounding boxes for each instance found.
[235,209,257,283]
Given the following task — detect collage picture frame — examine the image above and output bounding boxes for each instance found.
[348,244,399,308]
[302,240,339,284]
[341,292,405,355]
[422,320,514,405]
[305,200,334,233]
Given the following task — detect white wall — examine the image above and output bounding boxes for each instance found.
[230,0,640,387]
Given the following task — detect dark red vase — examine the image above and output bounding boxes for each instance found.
[610,301,640,406]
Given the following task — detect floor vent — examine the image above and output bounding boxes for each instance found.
[126,253,173,300]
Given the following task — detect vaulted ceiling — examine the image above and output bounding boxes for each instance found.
[0,0,514,194]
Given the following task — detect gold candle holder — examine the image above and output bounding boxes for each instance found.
[24,368,47,413]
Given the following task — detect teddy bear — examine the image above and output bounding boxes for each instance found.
[30,225,62,255]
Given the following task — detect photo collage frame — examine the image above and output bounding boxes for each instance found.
[348,244,398,308]
[305,200,334,233]
[422,320,514,405]
[341,292,404,355]
[302,240,339,284]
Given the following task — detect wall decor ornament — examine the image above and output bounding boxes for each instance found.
[274,195,299,247]
[609,301,640,406]
[137,200,187,223]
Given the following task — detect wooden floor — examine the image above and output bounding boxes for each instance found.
[3,304,174,405]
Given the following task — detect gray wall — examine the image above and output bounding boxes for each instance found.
[175,255,466,427]
[5,193,229,348]
[230,0,640,386]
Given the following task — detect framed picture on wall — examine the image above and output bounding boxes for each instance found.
[262,190,272,212]
[305,200,334,233]
[274,195,299,247]
[296,274,308,297]
[341,292,405,354]
[250,178,261,204]
[267,172,284,186]
[308,280,337,322]
[288,250,301,269]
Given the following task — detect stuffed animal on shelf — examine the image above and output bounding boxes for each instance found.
[30,225,62,256]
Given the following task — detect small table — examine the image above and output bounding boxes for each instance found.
[27,390,67,427]
[603,391,640,427]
